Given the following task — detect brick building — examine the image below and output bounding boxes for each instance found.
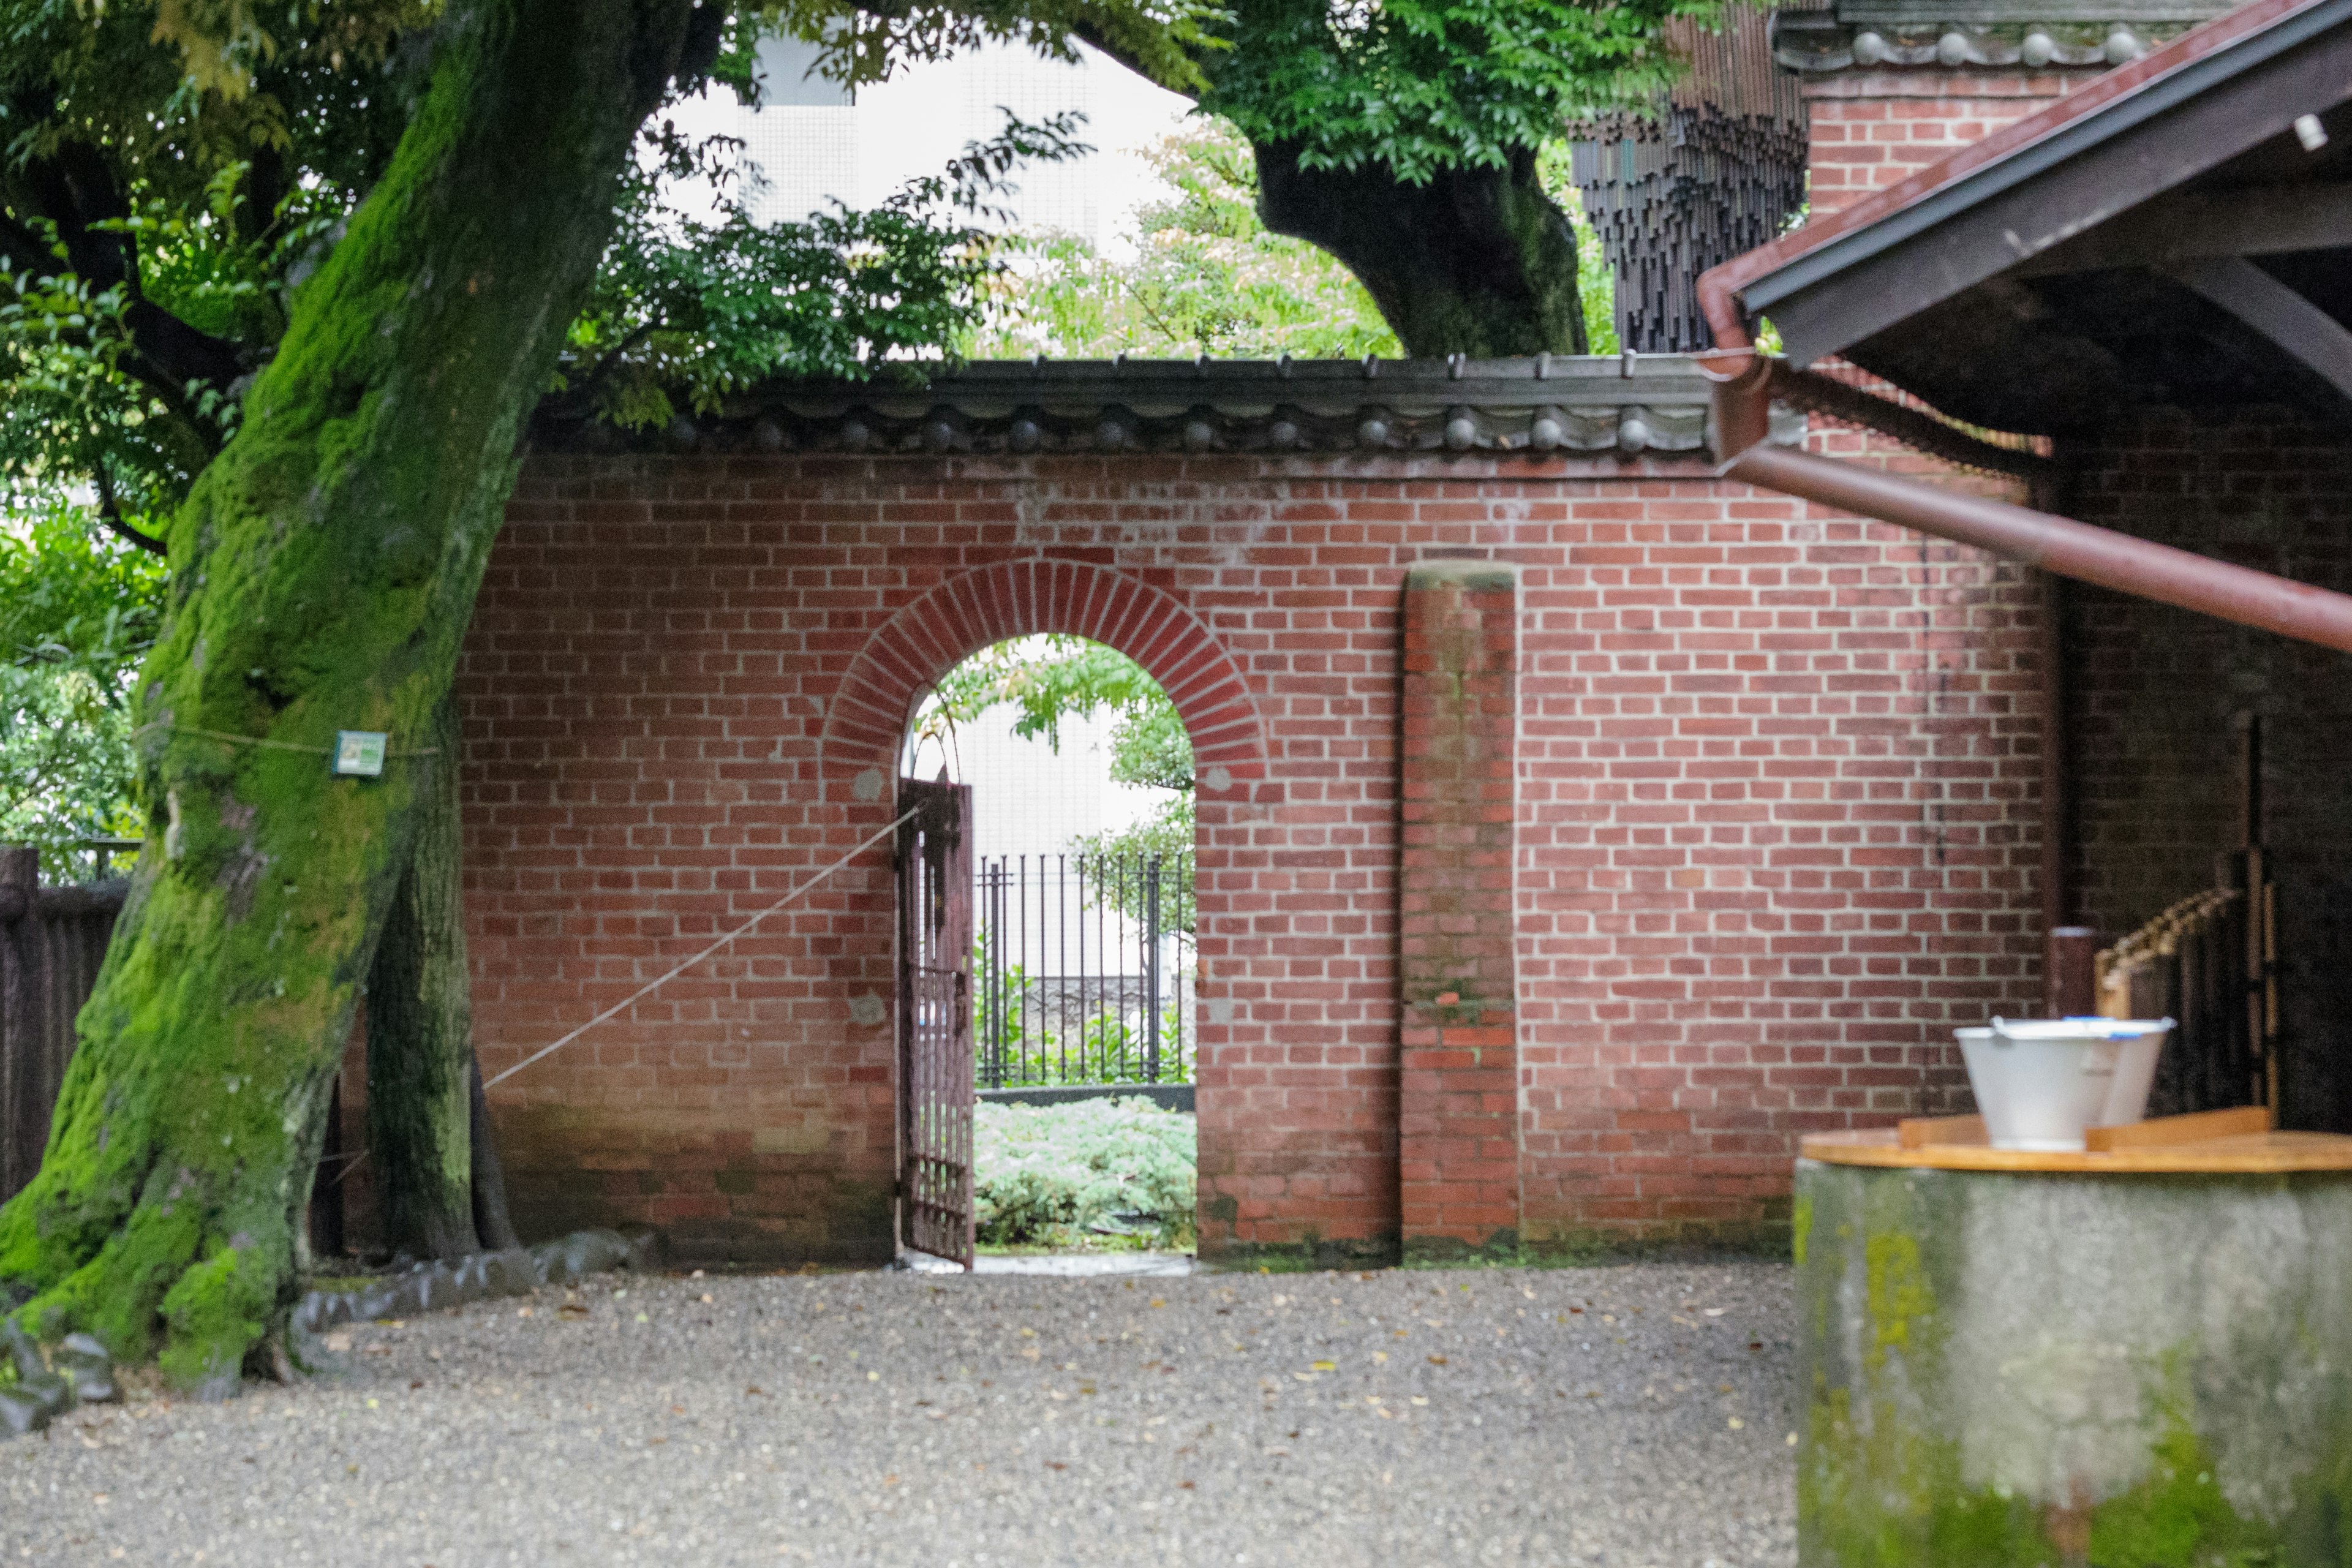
[447,0,2352,1268]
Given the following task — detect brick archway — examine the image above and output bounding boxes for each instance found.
[821,559,1270,790]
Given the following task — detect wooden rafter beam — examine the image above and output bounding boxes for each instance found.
[2165,255,2352,399]
[2015,181,2352,276]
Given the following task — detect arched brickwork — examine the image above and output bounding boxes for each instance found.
[820,558,1270,787]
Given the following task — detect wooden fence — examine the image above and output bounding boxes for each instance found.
[1,846,126,1204]
[2095,850,2280,1117]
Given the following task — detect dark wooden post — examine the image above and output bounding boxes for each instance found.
[2,845,43,1201]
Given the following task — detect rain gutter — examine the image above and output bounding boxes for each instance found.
[1697,346,2352,655]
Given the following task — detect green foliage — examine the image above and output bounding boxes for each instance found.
[1069,1005,1190,1083]
[973,1098,1196,1248]
[973,948,1193,1083]
[0,159,359,527]
[562,111,1090,429]
[972,118,1398,360]
[0,21,1097,879]
[1196,0,1714,187]
[0,502,167,878]
[0,0,1189,527]
[1068,801,1195,935]
[975,954,1054,1052]
[0,0,424,524]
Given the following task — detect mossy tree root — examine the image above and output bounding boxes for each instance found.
[0,0,700,1390]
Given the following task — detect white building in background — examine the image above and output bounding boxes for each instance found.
[688,33,1195,251]
[903,704,1175,869]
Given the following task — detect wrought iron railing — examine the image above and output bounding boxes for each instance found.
[973,852,1194,1088]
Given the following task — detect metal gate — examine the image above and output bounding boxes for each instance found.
[896,777,975,1268]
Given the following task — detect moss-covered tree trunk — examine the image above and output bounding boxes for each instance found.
[365,696,484,1262]
[1255,142,1589,358]
[0,0,698,1393]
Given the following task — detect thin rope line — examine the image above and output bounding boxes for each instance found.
[483,806,919,1091]
[133,722,439,758]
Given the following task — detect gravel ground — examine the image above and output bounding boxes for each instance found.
[4,1259,1795,1567]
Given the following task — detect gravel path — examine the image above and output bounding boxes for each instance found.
[5,1259,1796,1567]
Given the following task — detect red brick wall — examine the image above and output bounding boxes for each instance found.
[458,447,2048,1265]
[1804,69,2106,216]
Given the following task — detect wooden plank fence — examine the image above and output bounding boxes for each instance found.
[1,846,127,1204]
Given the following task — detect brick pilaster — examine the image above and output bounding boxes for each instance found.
[1398,560,1520,1260]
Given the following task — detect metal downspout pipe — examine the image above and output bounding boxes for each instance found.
[1696,347,2352,656]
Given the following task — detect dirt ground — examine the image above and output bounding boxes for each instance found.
[4,1258,1797,1567]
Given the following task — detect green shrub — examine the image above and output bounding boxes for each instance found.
[973,1098,1196,1250]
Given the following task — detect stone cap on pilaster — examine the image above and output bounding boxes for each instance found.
[1403,557,1521,594]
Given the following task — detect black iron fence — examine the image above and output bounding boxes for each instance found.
[974,852,1194,1088]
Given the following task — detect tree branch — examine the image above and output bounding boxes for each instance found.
[676,1,728,89]
[10,143,247,408]
[0,207,53,276]
[549,317,666,420]
[1067,19,1204,96]
[241,143,292,247]
[93,464,167,558]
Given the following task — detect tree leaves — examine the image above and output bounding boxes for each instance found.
[741,0,1222,96]
[924,635,1192,790]
[973,118,1401,360]
[1198,0,1718,186]
[0,499,166,877]
[557,110,1090,426]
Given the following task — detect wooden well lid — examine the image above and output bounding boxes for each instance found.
[1800,1106,2352,1174]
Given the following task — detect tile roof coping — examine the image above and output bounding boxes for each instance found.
[531,353,1811,459]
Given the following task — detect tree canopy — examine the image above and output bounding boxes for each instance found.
[1200,0,1702,186]
[924,635,1193,793]
[1073,0,1717,356]
[0,3,1135,535]
[0,3,1105,878]
[979,118,1625,360]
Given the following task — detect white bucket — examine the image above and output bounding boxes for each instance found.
[1955,1017,2174,1152]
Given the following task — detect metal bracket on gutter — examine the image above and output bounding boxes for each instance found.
[1703,352,2352,655]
